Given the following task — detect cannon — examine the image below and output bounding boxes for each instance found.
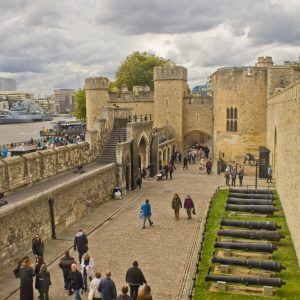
[220,219,281,231]
[205,275,285,287]
[230,188,274,194]
[217,229,285,241]
[212,256,285,272]
[225,204,277,214]
[228,193,276,200]
[214,241,277,253]
[227,198,274,205]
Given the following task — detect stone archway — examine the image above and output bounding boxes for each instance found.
[137,134,150,169]
[183,130,212,150]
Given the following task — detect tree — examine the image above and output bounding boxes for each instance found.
[74,89,86,121]
[111,51,175,91]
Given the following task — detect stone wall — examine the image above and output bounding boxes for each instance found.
[183,95,213,149]
[211,67,268,163]
[267,79,300,263]
[0,142,91,194]
[0,163,116,268]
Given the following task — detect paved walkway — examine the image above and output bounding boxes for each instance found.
[2,163,273,300]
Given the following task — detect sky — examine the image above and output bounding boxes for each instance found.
[0,0,300,96]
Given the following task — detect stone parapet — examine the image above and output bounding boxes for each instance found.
[0,159,7,193]
[39,149,57,179]
[154,66,187,81]
[85,77,109,90]
[54,146,69,173]
[2,156,26,191]
[23,152,42,183]
[67,144,81,168]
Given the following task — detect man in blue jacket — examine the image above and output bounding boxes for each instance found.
[141,199,153,229]
[98,271,117,300]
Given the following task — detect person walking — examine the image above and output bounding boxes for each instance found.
[74,228,88,263]
[184,194,195,219]
[81,253,95,292]
[206,160,212,175]
[117,286,131,300]
[89,272,102,300]
[18,257,35,300]
[172,193,182,220]
[98,271,117,300]
[126,261,147,300]
[140,199,153,229]
[238,167,244,186]
[32,235,44,260]
[35,264,51,300]
[163,164,169,179]
[225,167,230,186]
[169,164,174,180]
[267,166,272,183]
[136,175,142,189]
[137,285,152,300]
[68,263,84,299]
[231,167,237,186]
[183,156,188,169]
[59,250,76,290]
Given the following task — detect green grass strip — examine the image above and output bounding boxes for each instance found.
[194,189,300,300]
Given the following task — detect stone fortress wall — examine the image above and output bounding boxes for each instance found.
[267,79,300,262]
[0,163,116,268]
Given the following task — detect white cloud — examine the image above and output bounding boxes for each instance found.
[0,0,299,94]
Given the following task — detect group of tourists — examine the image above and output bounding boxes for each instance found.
[224,165,244,186]
[15,230,152,300]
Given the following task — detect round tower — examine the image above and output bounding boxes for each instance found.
[84,77,109,130]
[256,56,273,68]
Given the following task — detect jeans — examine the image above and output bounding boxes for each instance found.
[129,285,140,300]
[74,289,81,300]
[186,208,192,218]
[143,216,152,228]
[63,269,70,289]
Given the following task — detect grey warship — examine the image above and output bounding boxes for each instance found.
[0,100,52,124]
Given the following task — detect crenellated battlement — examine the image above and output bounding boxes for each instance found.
[154,66,187,81]
[256,56,274,67]
[85,77,109,90]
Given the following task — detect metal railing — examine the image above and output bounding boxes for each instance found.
[127,114,152,123]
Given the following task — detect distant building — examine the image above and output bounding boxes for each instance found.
[54,89,75,113]
[35,96,57,113]
[0,91,33,108]
[0,78,16,91]
[192,81,211,96]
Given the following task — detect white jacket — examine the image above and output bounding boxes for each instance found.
[90,277,102,299]
[81,257,95,278]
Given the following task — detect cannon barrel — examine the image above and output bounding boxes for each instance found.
[212,256,285,272]
[218,229,285,241]
[214,241,277,253]
[227,198,274,205]
[230,189,274,194]
[228,193,275,200]
[225,204,277,214]
[220,219,281,231]
[205,275,285,287]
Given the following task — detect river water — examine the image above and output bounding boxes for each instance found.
[0,117,76,145]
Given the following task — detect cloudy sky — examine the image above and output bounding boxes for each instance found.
[1,0,300,96]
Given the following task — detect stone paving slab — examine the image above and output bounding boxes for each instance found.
[2,163,273,300]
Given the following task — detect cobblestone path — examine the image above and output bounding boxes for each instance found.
[8,164,223,300]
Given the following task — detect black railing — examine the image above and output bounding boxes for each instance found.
[127,114,152,123]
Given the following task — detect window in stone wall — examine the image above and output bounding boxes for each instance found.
[226,107,238,132]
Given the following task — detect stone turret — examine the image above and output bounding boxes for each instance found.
[256,56,274,68]
[154,66,188,150]
[85,77,109,130]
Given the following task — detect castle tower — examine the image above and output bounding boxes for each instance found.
[256,56,274,68]
[85,77,109,130]
[154,66,188,151]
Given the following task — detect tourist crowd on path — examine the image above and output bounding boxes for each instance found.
[0,134,85,158]
[225,165,244,186]
[15,229,152,300]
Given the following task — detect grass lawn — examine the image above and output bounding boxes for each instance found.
[194,189,300,299]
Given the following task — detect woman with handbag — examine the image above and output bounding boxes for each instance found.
[88,272,102,300]
[81,253,95,292]
[184,194,195,219]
